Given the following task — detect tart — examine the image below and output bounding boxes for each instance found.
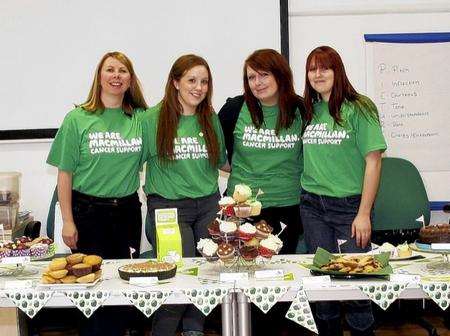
[118,261,177,281]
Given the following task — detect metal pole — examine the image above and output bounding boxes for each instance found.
[236,292,251,336]
[221,293,234,336]
[232,293,239,336]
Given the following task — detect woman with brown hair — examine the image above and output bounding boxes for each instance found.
[47,51,147,259]
[218,48,305,254]
[141,54,226,336]
[301,46,386,336]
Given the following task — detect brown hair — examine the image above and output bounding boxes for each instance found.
[243,49,304,134]
[80,51,148,115]
[157,54,220,166]
[304,46,378,125]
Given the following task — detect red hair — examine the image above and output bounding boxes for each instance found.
[304,46,378,125]
[243,49,304,134]
[157,54,220,166]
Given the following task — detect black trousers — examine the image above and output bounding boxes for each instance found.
[72,190,142,259]
[71,190,143,336]
[252,204,303,254]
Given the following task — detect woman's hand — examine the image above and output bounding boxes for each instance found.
[62,221,78,249]
[351,213,371,248]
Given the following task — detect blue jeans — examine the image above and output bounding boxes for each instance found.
[300,190,374,332]
[146,192,220,336]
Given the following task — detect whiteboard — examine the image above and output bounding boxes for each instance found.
[366,41,450,172]
[0,0,280,131]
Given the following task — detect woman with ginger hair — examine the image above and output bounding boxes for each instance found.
[301,46,387,336]
[141,54,226,336]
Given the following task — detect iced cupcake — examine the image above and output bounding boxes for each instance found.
[219,220,237,241]
[217,243,236,263]
[219,196,236,217]
[234,203,252,218]
[207,219,221,239]
[240,246,259,262]
[237,222,256,241]
[258,234,283,258]
[197,238,219,261]
[233,184,252,203]
[255,220,273,239]
[249,200,262,216]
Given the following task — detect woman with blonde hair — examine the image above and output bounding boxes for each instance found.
[48,51,147,260]
[141,54,226,336]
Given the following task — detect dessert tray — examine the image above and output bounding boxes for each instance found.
[0,236,56,262]
[197,185,283,271]
[411,241,450,271]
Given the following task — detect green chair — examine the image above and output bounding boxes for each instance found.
[371,157,437,336]
[372,157,430,244]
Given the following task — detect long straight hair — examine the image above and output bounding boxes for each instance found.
[243,49,305,134]
[304,46,379,125]
[156,54,220,166]
[80,51,148,115]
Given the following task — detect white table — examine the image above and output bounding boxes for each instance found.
[0,252,445,336]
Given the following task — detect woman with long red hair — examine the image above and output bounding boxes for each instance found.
[219,48,305,254]
[301,46,387,336]
[140,54,226,336]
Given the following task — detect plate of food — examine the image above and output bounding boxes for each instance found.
[305,247,392,278]
[377,242,423,261]
[38,253,103,288]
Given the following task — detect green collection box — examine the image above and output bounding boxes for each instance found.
[155,208,183,266]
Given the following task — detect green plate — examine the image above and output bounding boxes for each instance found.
[305,247,393,277]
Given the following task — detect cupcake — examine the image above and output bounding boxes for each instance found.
[237,222,256,241]
[71,263,93,277]
[197,238,219,261]
[249,200,262,216]
[219,220,237,241]
[217,243,236,263]
[219,196,236,217]
[240,246,258,262]
[207,219,221,238]
[234,203,252,218]
[30,243,49,258]
[255,220,273,239]
[83,255,103,271]
[233,184,252,203]
[258,234,283,258]
[244,237,261,248]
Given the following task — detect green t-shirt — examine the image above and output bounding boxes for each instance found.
[141,105,226,200]
[47,107,144,197]
[228,103,303,208]
[301,100,387,197]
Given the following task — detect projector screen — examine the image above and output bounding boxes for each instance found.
[0,0,281,132]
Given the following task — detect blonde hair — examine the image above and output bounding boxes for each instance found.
[80,51,148,115]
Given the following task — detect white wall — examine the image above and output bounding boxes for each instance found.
[0,0,280,229]
[288,0,450,202]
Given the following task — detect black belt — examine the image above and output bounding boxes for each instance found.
[73,190,138,206]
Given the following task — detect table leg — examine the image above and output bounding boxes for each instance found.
[236,292,251,336]
[221,293,234,336]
